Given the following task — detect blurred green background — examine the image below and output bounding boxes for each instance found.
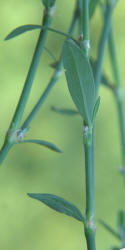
[0,0,125,249]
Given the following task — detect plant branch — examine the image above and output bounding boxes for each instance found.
[21,2,79,130]
[95,1,115,95]
[0,6,53,164]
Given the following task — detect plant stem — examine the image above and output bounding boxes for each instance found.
[0,6,53,164]
[81,0,96,249]
[82,0,90,57]
[84,129,96,250]
[21,2,79,130]
[95,1,114,95]
[108,26,125,168]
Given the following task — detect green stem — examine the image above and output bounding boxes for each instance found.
[82,0,90,57]
[0,7,52,165]
[95,1,114,95]
[0,142,13,165]
[81,0,96,249]
[21,3,79,130]
[108,26,125,168]
[108,26,120,88]
[84,129,96,250]
[115,94,125,168]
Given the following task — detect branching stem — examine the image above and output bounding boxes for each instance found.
[0,6,52,164]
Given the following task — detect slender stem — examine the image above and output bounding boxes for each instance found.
[84,129,96,250]
[115,95,125,167]
[0,7,53,165]
[108,26,120,88]
[82,0,90,57]
[108,26,125,167]
[95,1,114,95]
[81,0,96,249]
[21,3,79,130]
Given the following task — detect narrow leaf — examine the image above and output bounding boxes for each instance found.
[28,193,85,223]
[19,139,62,153]
[5,25,75,42]
[51,106,79,116]
[99,219,120,240]
[5,25,41,40]
[92,96,100,124]
[63,40,95,125]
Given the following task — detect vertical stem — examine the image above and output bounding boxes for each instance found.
[95,2,114,95]
[108,27,125,167]
[81,0,96,249]
[82,0,90,57]
[84,129,96,250]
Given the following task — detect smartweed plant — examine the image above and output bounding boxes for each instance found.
[0,0,124,249]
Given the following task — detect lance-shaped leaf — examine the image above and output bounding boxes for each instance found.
[5,25,75,41]
[5,25,42,40]
[19,139,62,153]
[28,193,85,223]
[63,40,95,125]
[51,106,79,116]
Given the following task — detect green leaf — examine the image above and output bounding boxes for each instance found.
[42,0,56,8]
[51,106,79,116]
[5,25,42,40]
[28,193,85,223]
[5,25,75,42]
[63,40,95,125]
[89,0,100,18]
[92,96,100,124]
[19,139,62,153]
[99,219,120,240]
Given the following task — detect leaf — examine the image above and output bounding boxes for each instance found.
[19,139,62,153]
[5,25,75,42]
[28,193,85,223]
[63,40,95,125]
[89,0,100,18]
[51,106,79,116]
[99,219,120,240]
[42,0,56,8]
[92,96,100,124]
[5,25,42,40]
